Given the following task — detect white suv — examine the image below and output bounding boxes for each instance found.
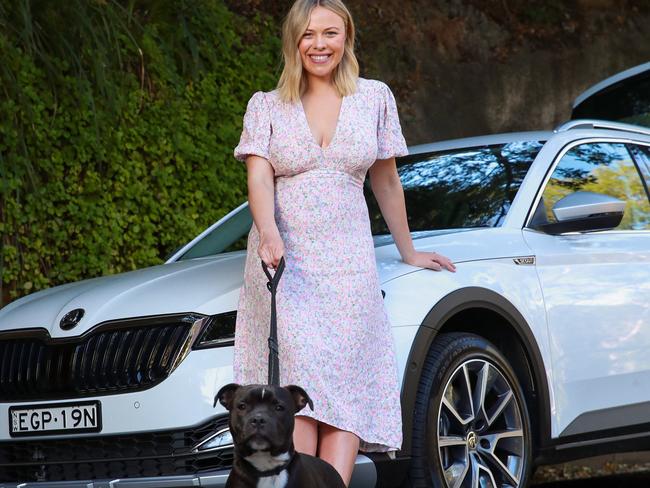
[1,67,650,488]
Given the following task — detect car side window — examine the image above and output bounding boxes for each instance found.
[537,142,650,231]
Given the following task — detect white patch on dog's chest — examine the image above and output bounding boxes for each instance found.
[256,470,288,488]
[244,451,290,488]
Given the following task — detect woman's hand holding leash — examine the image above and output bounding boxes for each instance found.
[258,226,284,270]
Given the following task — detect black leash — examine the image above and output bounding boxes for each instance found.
[261,256,285,386]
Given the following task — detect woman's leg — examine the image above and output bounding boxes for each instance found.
[293,415,318,455]
[318,423,360,487]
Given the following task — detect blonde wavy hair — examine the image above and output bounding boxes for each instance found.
[277,0,359,103]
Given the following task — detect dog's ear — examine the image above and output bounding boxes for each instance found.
[284,385,314,413]
[214,383,241,410]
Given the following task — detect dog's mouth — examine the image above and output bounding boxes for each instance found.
[245,433,271,451]
[248,438,270,450]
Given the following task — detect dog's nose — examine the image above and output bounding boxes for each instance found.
[249,413,266,428]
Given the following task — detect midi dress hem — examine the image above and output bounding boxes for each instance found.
[294,413,401,454]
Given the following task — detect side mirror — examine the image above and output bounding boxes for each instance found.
[534,191,625,235]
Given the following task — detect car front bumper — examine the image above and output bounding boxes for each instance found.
[0,470,229,487]
[0,455,378,488]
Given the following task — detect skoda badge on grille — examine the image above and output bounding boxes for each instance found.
[60,308,85,330]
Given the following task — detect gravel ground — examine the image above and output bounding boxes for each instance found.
[533,473,650,487]
[530,452,650,485]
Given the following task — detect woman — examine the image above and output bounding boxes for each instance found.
[233,0,455,485]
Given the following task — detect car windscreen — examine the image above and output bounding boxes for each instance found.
[174,140,543,261]
[571,71,650,128]
[365,140,544,234]
[172,205,253,260]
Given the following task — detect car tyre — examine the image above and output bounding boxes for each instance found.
[408,332,532,488]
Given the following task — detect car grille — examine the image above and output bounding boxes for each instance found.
[0,415,232,482]
[0,315,201,401]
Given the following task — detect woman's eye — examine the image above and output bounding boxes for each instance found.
[237,403,246,410]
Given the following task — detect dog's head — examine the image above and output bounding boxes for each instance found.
[215,384,313,456]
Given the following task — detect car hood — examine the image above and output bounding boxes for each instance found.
[0,253,246,339]
[0,228,526,337]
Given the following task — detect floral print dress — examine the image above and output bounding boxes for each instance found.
[232,77,408,453]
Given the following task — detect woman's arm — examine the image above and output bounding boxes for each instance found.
[369,158,456,272]
[246,155,284,269]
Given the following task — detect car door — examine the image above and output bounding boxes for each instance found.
[522,140,650,440]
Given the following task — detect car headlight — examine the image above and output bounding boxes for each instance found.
[193,311,236,349]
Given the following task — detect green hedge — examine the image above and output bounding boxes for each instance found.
[0,1,280,306]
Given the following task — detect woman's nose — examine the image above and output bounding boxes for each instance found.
[315,34,326,48]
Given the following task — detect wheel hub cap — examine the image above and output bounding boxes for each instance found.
[466,431,477,450]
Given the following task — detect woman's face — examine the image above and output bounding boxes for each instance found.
[298,6,346,81]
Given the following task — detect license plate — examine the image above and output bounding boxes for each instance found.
[9,401,102,437]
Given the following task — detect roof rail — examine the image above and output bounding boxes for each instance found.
[554,119,650,137]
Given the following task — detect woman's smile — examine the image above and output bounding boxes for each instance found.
[308,53,333,64]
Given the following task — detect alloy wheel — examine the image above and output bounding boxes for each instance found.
[435,359,525,488]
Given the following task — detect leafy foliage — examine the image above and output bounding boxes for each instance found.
[0,0,280,305]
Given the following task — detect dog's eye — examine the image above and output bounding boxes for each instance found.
[275,404,285,411]
[237,403,246,410]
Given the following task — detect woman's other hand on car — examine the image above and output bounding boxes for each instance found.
[404,250,456,272]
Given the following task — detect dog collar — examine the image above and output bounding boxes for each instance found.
[242,450,296,478]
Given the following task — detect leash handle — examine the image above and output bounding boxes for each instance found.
[261,257,285,386]
[262,256,285,287]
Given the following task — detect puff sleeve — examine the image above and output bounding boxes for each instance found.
[377,82,409,160]
[234,91,271,162]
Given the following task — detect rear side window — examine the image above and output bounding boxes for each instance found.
[365,141,544,234]
[536,142,650,230]
[572,73,650,128]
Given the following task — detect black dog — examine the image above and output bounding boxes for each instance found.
[215,383,347,488]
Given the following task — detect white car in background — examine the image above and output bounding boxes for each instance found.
[1,64,649,488]
[571,60,650,128]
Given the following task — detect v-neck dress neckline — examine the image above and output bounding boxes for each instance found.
[298,94,347,151]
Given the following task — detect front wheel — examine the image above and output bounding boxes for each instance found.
[409,332,532,488]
